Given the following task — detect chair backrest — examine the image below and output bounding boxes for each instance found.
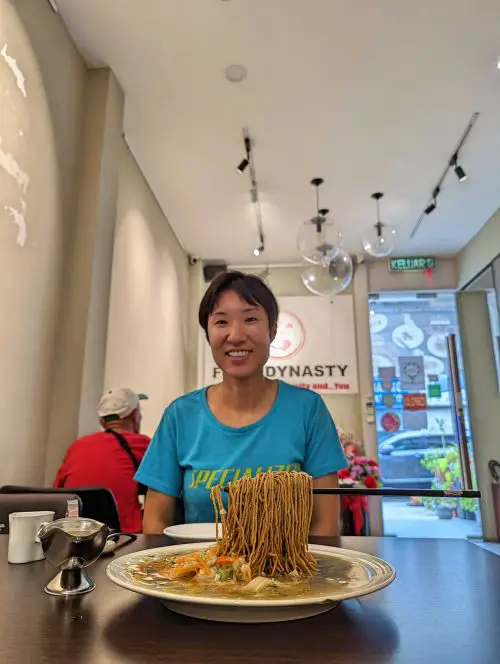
[0,492,82,535]
[174,498,184,525]
[1,486,121,532]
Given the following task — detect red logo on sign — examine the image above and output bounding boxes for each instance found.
[270,312,305,360]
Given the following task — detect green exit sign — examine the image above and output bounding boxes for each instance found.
[388,257,436,272]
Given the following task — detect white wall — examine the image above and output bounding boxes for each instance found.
[0,0,86,484]
[44,69,126,483]
[457,291,500,540]
[76,70,124,436]
[0,2,191,481]
[457,208,500,288]
[104,141,190,436]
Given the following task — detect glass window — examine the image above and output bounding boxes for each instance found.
[427,435,453,449]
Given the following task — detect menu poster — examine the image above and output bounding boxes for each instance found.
[399,356,425,391]
[403,393,427,411]
[428,383,442,398]
[381,412,401,433]
[379,365,396,391]
[382,393,396,408]
[403,410,428,430]
[379,366,396,381]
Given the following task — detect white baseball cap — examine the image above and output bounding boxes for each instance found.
[98,388,148,420]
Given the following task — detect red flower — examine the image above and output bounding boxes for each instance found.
[364,475,378,489]
[338,468,351,479]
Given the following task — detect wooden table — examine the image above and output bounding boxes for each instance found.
[1,536,499,664]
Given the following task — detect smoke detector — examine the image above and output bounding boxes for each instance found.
[225,64,247,83]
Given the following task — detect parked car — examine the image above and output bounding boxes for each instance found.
[378,430,457,488]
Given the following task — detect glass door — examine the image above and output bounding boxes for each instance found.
[368,291,482,538]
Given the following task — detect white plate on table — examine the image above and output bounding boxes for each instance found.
[106,542,396,623]
[163,523,220,543]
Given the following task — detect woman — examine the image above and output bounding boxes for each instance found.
[137,271,347,535]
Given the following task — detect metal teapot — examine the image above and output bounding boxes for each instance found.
[37,517,111,596]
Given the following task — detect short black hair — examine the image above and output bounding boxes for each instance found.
[198,271,279,338]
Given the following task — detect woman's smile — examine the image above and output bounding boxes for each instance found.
[225,349,253,367]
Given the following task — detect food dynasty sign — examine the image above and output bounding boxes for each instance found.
[203,295,359,395]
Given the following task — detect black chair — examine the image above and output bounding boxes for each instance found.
[0,492,82,535]
[174,498,184,525]
[1,486,121,532]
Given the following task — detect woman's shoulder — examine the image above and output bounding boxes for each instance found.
[277,381,324,409]
[166,388,206,416]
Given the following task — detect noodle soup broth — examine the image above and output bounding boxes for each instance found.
[125,549,373,601]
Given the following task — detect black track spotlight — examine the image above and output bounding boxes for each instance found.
[450,154,467,183]
[455,164,467,182]
[237,135,251,173]
[424,187,440,215]
[237,157,249,174]
[253,244,264,257]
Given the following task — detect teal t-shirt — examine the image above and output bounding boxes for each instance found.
[135,381,347,523]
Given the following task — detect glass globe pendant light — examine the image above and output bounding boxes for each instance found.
[362,192,396,258]
[301,232,353,296]
[297,178,340,265]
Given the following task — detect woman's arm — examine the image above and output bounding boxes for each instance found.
[135,407,182,534]
[311,473,339,536]
[142,489,177,534]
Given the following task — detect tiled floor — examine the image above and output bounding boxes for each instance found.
[382,497,482,539]
[472,541,500,556]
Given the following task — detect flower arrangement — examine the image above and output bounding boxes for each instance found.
[338,455,382,535]
[339,456,382,489]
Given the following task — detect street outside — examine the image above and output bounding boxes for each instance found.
[382,497,482,538]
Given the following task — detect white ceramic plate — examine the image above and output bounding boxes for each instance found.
[163,523,220,543]
[106,542,396,623]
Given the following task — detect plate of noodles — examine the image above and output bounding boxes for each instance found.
[107,472,395,623]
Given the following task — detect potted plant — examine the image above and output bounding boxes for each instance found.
[421,448,460,519]
[459,497,478,521]
[425,497,456,520]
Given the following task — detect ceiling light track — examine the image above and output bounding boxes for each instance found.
[238,129,266,257]
[410,111,479,239]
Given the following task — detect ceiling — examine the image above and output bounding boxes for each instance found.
[56,0,500,264]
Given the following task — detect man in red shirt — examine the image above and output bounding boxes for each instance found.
[54,388,150,533]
